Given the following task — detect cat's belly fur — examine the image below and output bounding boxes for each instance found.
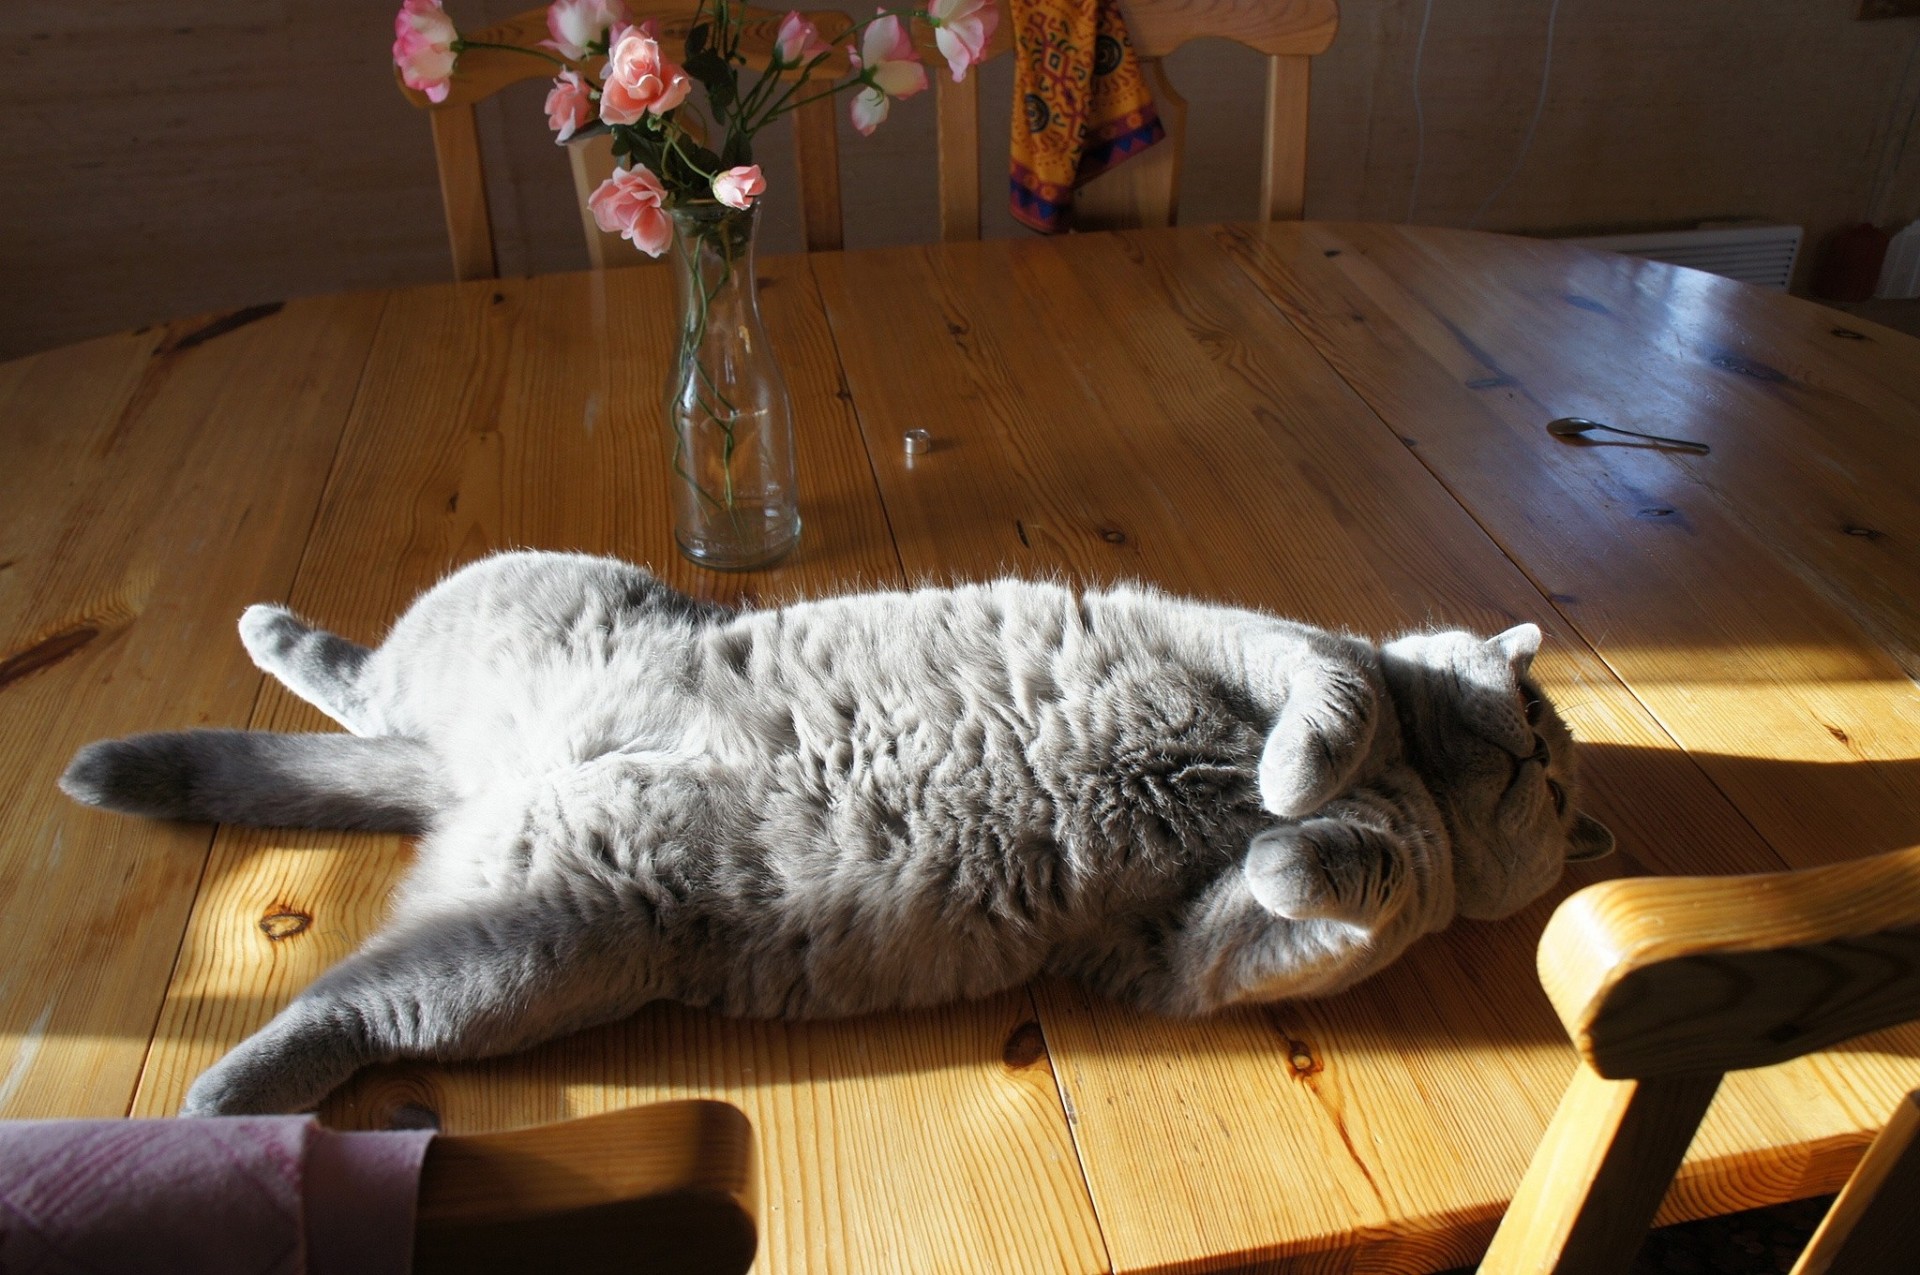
[385,569,1280,1017]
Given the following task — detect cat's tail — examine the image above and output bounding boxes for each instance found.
[59,731,446,832]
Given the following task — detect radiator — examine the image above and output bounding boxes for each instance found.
[1555,223,1803,291]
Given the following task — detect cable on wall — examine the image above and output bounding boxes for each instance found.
[1469,0,1562,230]
[1404,0,1437,223]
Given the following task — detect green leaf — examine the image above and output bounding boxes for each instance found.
[685,47,737,124]
[686,22,709,60]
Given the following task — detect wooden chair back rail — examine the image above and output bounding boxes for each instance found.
[1479,842,1920,1275]
[931,0,1337,239]
[413,1098,756,1274]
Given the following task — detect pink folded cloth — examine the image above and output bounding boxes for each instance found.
[0,1117,434,1275]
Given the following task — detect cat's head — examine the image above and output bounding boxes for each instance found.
[1381,623,1615,920]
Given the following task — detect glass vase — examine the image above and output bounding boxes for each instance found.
[662,202,801,570]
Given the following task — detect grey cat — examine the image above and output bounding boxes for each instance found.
[60,551,1614,1116]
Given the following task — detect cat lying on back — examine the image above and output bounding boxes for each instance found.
[61,551,1614,1116]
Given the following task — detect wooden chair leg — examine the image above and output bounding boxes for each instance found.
[1790,1091,1920,1275]
[1479,1065,1723,1275]
[429,106,498,282]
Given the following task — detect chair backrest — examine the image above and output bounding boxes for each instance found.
[920,0,1340,243]
[397,3,851,279]
[1479,843,1920,1275]
[414,1098,755,1274]
[401,1,1338,273]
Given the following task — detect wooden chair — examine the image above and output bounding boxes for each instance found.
[396,3,852,279]
[414,1098,755,1273]
[1479,843,1920,1274]
[919,0,1341,243]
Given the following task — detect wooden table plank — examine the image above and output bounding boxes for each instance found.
[128,262,1108,1275]
[811,228,1914,1272]
[0,298,382,1117]
[1219,223,1920,878]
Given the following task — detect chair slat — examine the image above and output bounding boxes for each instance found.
[1074,58,1186,231]
[429,107,497,281]
[1259,55,1311,220]
[566,133,629,270]
[937,71,983,243]
[792,95,844,252]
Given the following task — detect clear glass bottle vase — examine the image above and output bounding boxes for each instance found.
[662,203,801,570]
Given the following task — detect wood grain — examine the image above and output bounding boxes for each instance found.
[8,221,1919,1274]
[128,261,1104,1275]
[0,297,383,1117]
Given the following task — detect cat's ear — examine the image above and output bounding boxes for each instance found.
[1566,811,1616,861]
[1486,623,1542,676]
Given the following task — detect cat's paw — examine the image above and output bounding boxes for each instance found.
[182,1053,315,1117]
[181,1010,365,1116]
[1257,747,1345,820]
[1245,827,1343,920]
[1257,664,1378,818]
[1244,821,1393,926]
[238,604,310,669]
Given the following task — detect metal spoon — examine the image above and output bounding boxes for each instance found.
[1547,417,1711,454]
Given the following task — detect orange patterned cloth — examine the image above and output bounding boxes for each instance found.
[1008,0,1164,233]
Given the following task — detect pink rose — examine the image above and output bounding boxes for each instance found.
[541,0,628,60]
[711,165,767,210]
[392,0,458,104]
[848,13,926,136]
[928,0,997,82]
[589,163,673,257]
[774,12,832,65]
[544,69,594,142]
[599,25,692,125]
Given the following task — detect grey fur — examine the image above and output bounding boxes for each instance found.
[59,551,1612,1115]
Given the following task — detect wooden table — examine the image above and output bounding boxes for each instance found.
[4,223,1918,1273]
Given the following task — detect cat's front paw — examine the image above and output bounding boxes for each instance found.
[1257,749,1344,820]
[1245,821,1395,927]
[1245,827,1342,920]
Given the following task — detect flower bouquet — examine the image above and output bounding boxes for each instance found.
[393,0,998,569]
